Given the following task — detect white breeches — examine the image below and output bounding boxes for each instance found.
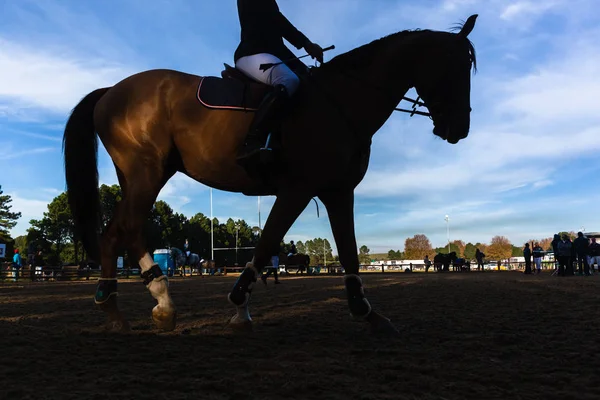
[235,53,300,95]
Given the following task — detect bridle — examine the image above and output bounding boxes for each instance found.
[395,96,431,118]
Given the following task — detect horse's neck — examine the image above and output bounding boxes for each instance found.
[317,50,412,141]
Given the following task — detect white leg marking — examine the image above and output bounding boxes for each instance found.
[139,253,174,310]
[228,260,257,324]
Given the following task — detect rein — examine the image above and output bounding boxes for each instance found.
[260,46,432,119]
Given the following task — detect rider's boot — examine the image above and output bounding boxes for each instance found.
[236,84,289,166]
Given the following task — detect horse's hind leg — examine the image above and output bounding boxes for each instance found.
[228,188,313,328]
[95,199,130,331]
[122,170,177,331]
[319,189,399,335]
[97,165,176,332]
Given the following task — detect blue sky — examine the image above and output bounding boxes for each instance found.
[1,0,600,254]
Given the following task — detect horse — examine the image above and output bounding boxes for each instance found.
[171,247,220,275]
[62,15,478,334]
[434,252,458,272]
[171,247,203,272]
[279,253,311,274]
[451,257,471,272]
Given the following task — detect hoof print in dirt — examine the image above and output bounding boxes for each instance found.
[105,320,131,333]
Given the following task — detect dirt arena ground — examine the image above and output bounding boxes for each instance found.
[1,271,599,400]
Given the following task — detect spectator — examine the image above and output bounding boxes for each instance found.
[588,238,600,274]
[556,234,573,276]
[262,243,282,285]
[573,232,590,276]
[551,234,560,274]
[424,255,432,273]
[475,248,485,271]
[12,249,22,281]
[532,242,544,274]
[523,243,532,274]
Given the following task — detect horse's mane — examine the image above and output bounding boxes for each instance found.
[323,27,477,72]
[325,29,419,70]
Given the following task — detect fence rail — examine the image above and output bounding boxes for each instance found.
[2,259,597,282]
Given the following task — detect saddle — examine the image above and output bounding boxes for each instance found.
[196,64,271,111]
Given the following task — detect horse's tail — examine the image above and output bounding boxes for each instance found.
[62,87,111,262]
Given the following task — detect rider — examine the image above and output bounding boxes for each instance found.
[184,238,190,266]
[288,240,297,257]
[234,0,324,164]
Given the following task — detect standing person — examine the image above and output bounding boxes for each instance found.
[424,255,432,273]
[556,234,573,276]
[551,234,560,275]
[233,0,325,164]
[532,242,544,274]
[12,249,22,281]
[27,241,36,279]
[587,238,600,274]
[523,243,532,274]
[573,231,590,276]
[475,248,485,271]
[262,243,282,285]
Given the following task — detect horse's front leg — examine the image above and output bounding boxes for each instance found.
[320,189,399,335]
[228,189,313,329]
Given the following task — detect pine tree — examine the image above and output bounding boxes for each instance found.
[0,185,22,240]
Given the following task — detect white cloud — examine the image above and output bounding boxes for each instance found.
[0,145,56,161]
[494,45,600,122]
[0,38,135,115]
[500,1,561,21]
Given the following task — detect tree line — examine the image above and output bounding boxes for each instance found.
[0,184,576,266]
[380,234,571,263]
[1,184,336,267]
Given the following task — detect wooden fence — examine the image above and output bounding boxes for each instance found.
[2,259,597,282]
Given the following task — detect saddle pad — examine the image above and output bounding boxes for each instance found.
[196,76,267,111]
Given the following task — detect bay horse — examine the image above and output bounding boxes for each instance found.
[63,15,478,334]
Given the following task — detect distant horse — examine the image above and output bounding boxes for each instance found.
[279,253,311,274]
[171,247,220,275]
[171,247,202,270]
[63,15,478,333]
[434,252,458,272]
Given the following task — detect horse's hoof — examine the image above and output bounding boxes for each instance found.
[368,311,400,336]
[229,315,253,332]
[152,305,177,332]
[105,318,131,332]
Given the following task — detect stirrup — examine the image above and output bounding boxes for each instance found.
[237,133,274,165]
[259,133,274,163]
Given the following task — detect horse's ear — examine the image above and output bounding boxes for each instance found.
[458,14,478,38]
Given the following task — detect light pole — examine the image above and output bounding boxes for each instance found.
[258,196,262,231]
[235,222,240,265]
[445,215,450,253]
